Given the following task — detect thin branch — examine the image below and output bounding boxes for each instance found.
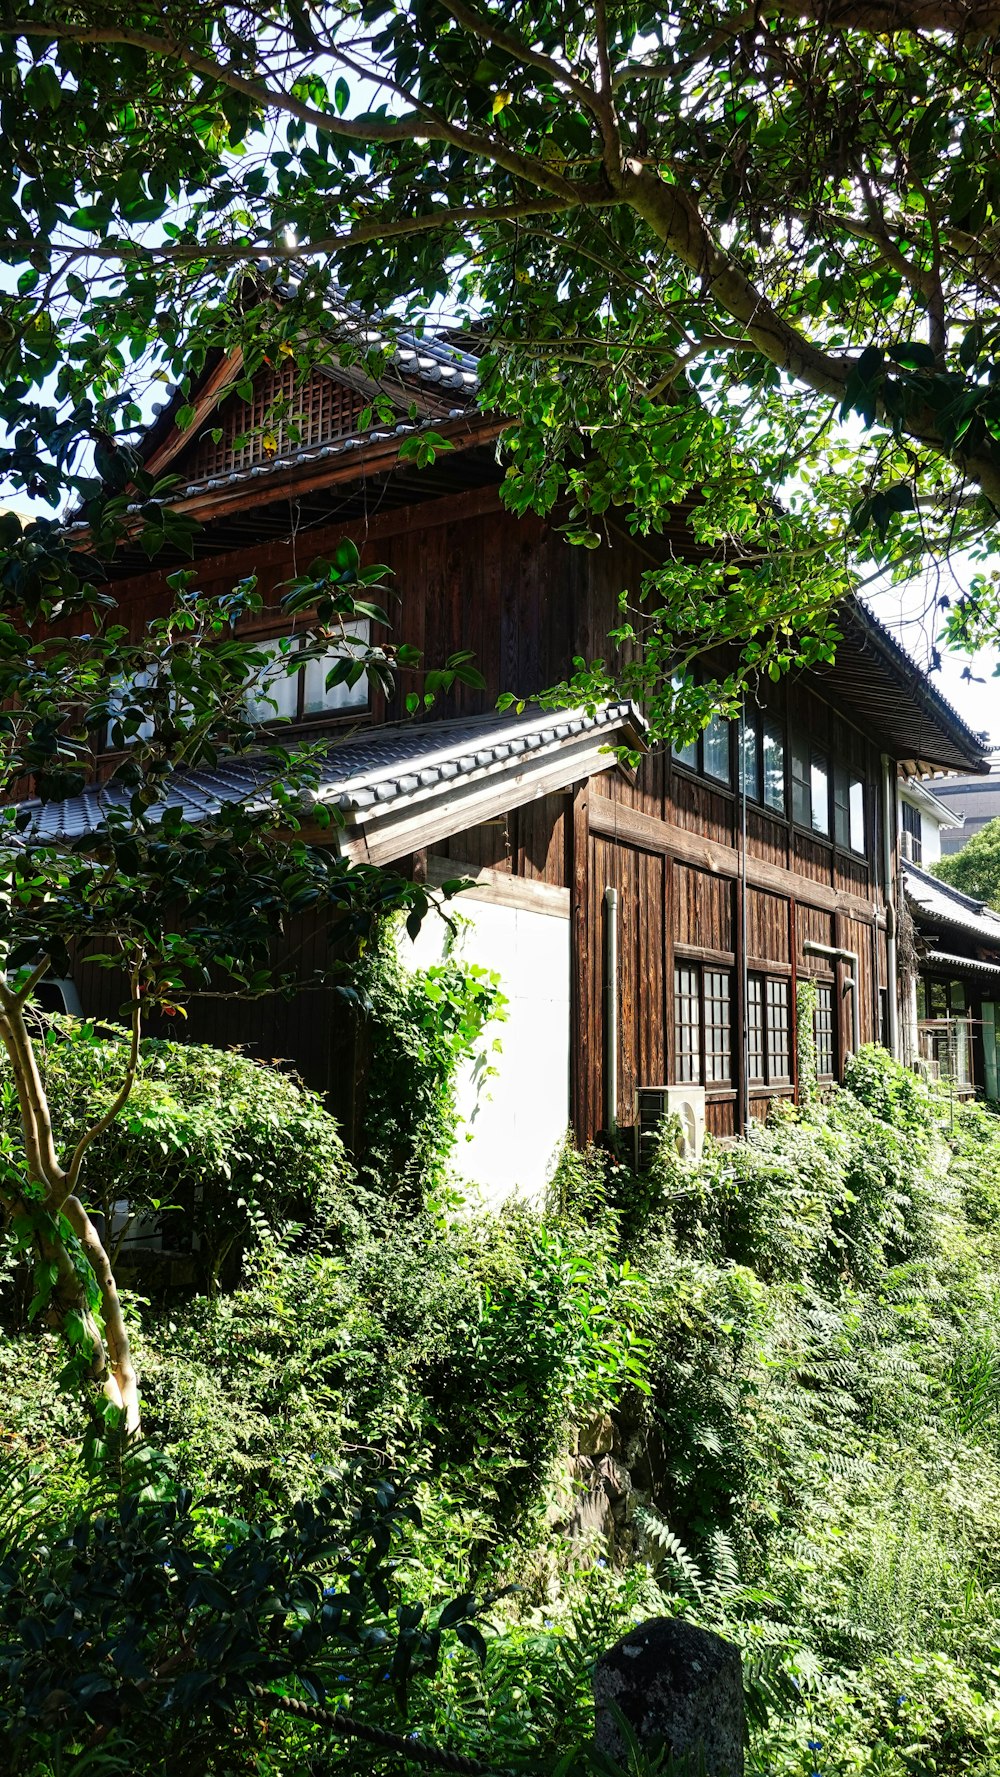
[432,0,600,112]
[3,20,586,206]
[61,975,143,1202]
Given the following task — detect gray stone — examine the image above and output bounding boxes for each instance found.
[579,1412,616,1456]
[593,1617,744,1777]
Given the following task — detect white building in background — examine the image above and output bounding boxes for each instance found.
[898,776,964,868]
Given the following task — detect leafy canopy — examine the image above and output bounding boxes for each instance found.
[934,814,1000,910]
[3,0,1000,724]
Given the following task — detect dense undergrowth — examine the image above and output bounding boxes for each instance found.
[3,1039,1000,1777]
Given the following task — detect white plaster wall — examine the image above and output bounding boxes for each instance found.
[400,897,570,1208]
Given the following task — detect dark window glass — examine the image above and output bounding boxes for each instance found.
[705,971,732,1083]
[674,966,701,1083]
[834,765,851,849]
[814,984,835,1077]
[901,799,922,865]
[704,715,731,785]
[791,734,810,827]
[673,733,698,769]
[739,713,760,801]
[762,720,785,812]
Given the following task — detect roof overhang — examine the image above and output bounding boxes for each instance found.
[817,600,990,775]
[9,702,647,871]
[920,948,1000,981]
[899,775,965,829]
[903,861,1000,950]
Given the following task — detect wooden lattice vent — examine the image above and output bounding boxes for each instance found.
[179,362,368,483]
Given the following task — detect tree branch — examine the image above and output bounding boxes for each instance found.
[61,978,143,1202]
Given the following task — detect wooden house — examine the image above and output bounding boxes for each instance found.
[24,323,992,1196]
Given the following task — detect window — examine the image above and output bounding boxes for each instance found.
[673,965,733,1087]
[814,983,835,1078]
[740,710,786,813]
[791,733,810,828]
[674,966,701,1084]
[673,713,732,785]
[810,752,830,836]
[747,976,765,1082]
[705,970,732,1083]
[834,766,866,854]
[703,715,731,785]
[246,623,370,724]
[766,978,792,1080]
[920,976,974,1086]
[739,712,760,802]
[791,731,831,835]
[105,667,158,748]
[747,973,792,1086]
[901,799,922,865]
[762,719,786,813]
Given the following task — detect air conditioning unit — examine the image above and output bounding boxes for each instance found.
[634,1085,707,1170]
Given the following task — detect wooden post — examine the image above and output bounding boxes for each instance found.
[570,780,591,1143]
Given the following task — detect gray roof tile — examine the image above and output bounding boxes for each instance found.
[10,702,643,847]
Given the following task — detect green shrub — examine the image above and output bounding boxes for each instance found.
[349,922,506,1206]
[0,1019,359,1299]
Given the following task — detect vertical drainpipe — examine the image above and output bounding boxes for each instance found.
[882,754,900,1060]
[738,708,751,1133]
[604,886,618,1132]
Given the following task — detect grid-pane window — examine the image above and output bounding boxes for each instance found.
[810,752,830,835]
[762,720,785,812]
[747,977,765,1082]
[674,966,701,1084]
[703,715,731,784]
[705,971,732,1083]
[814,984,835,1078]
[740,713,760,801]
[766,979,791,1083]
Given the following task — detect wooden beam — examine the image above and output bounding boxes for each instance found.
[425,855,569,917]
[589,794,881,923]
[145,350,245,477]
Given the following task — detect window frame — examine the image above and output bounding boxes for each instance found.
[901,798,923,865]
[672,962,734,1089]
[672,712,733,787]
[244,622,372,726]
[747,971,793,1088]
[813,980,836,1079]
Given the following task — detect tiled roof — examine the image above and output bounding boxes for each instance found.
[11,702,644,849]
[922,948,1000,980]
[903,860,1000,948]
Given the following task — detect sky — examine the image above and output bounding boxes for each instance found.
[863,560,1000,755]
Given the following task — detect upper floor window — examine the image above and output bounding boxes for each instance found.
[740,710,786,813]
[673,712,732,786]
[245,623,371,724]
[901,798,922,864]
[834,765,866,855]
